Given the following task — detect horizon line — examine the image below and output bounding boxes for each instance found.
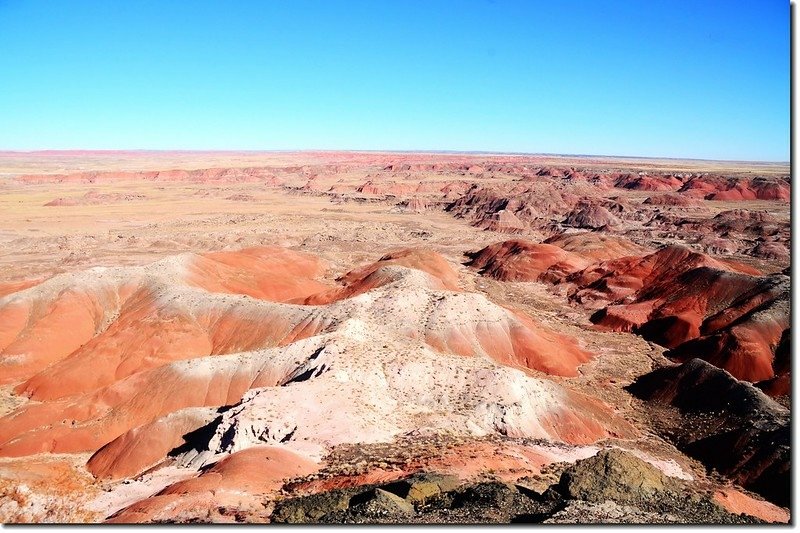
[0,148,789,166]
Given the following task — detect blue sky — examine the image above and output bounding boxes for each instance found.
[0,0,789,160]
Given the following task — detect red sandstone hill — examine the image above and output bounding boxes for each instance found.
[562,202,620,230]
[665,277,789,385]
[104,446,320,523]
[581,246,788,387]
[467,238,789,395]
[466,233,649,285]
[678,175,790,201]
[642,194,701,207]
[0,245,635,484]
[542,232,649,261]
[614,174,683,192]
[446,184,572,231]
[566,244,760,307]
[466,241,592,283]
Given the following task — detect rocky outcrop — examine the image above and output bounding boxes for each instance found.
[271,477,555,524]
[269,452,764,525]
[556,449,681,503]
[627,359,790,507]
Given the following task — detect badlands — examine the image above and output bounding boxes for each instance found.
[0,150,790,524]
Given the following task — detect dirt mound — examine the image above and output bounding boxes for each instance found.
[43,197,79,206]
[1,318,619,473]
[186,246,331,302]
[305,249,461,305]
[340,248,460,290]
[1,246,592,402]
[467,240,590,282]
[614,174,683,192]
[556,243,789,386]
[695,234,740,255]
[86,407,219,480]
[710,209,777,233]
[467,238,787,388]
[357,181,419,196]
[396,197,430,213]
[592,266,787,384]
[0,279,42,298]
[627,359,789,506]
[563,202,620,229]
[481,209,527,233]
[44,190,148,206]
[642,194,700,206]
[107,446,319,523]
[750,241,789,262]
[542,232,648,261]
[225,193,256,202]
[0,247,334,391]
[713,489,789,524]
[654,209,790,264]
[447,184,571,230]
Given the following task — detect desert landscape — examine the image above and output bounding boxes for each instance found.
[0,150,790,524]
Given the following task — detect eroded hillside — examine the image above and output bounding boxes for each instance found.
[0,151,789,524]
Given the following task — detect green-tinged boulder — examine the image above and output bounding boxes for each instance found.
[557,449,680,503]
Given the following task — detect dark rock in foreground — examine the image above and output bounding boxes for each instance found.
[627,358,790,507]
[557,448,681,502]
[271,452,761,524]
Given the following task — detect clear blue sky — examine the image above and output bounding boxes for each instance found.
[0,0,789,161]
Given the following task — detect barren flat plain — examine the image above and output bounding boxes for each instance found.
[0,151,790,523]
